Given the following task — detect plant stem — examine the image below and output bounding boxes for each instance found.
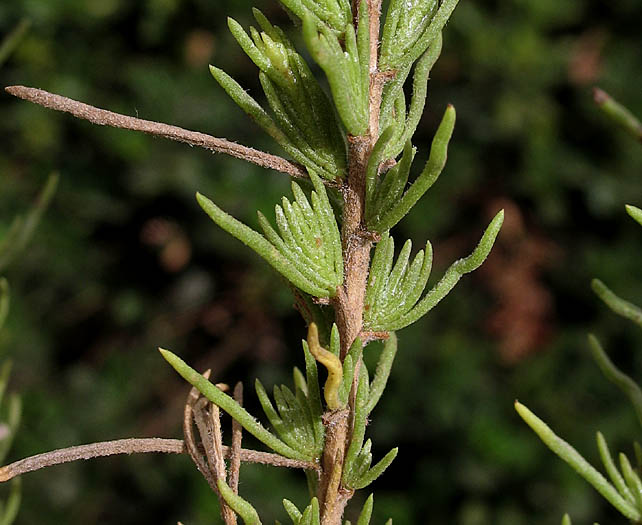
[4,86,309,179]
[0,438,318,483]
[320,1,386,523]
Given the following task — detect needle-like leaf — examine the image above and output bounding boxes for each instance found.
[353,447,399,490]
[515,401,641,522]
[370,106,456,233]
[627,205,642,226]
[366,333,398,414]
[591,279,642,328]
[588,335,642,430]
[596,432,634,504]
[218,479,262,525]
[356,494,373,525]
[159,349,311,461]
[384,210,503,330]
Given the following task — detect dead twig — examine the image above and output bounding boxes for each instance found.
[0,436,319,483]
[0,438,185,482]
[4,85,309,179]
[229,382,243,494]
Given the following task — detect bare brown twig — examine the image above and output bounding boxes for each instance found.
[4,85,309,179]
[229,382,244,494]
[0,437,318,483]
[0,438,185,482]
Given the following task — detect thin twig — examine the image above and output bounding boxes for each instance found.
[229,382,243,494]
[184,373,219,492]
[0,438,319,483]
[194,397,236,525]
[0,438,185,482]
[4,85,309,178]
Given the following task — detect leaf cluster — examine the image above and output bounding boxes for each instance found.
[215,9,347,180]
[364,210,504,331]
[197,171,342,298]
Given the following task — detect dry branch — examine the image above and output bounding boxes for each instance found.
[4,86,308,179]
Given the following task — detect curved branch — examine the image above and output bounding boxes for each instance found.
[0,437,320,482]
[5,85,308,179]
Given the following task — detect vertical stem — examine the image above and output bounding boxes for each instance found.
[320,2,386,524]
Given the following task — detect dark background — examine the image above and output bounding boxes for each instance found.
[1,0,642,523]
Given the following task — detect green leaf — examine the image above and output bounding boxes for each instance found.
[217,479,262,525]
[300,498,320,525]
[384,210,503,330]
[354,447,398,490]
[626,205,642,226]
[283,499,302,524]
[515,401,641,521]
[302,341,325,446]
[380,0,458,70]
[593,88,642,143]
[293,366,307,396]
[366,333,398,414]
[365,126,396,212]
[302,15,368,135]
[619,453,642,510]
[278,0,351,34]
[159,349,310,461]
[371,106,456,232]
[343,365,370,485]
[588,335,642,430]
[561,514,571,525]
[356,494,373,525]
[369,142,415,225]
[197,183,341,298]
[385,34,443,159]
[596,432,634,504]
[591,279,642,328]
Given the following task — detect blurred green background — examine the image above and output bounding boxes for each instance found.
[1,0,642,523]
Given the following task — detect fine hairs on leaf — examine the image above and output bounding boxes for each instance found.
[2,0,507,523]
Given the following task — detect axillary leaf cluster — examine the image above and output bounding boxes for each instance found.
[3,1,504,524]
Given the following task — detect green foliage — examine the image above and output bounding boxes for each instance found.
[364,210,504,331]
[380,0,459,71]
[278,0,352,34]
[225,10,347,180]
[378,34,443,160]
[519,198,642,523]
[197,170,342,298]
[160,348,312,461]
[302,2,370,135]
[366,105,456,232]
[515,401,641,522]
[147,0,493,520]
[218,478,263,525]
[594,88,642,144]
[4,0,503,522]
